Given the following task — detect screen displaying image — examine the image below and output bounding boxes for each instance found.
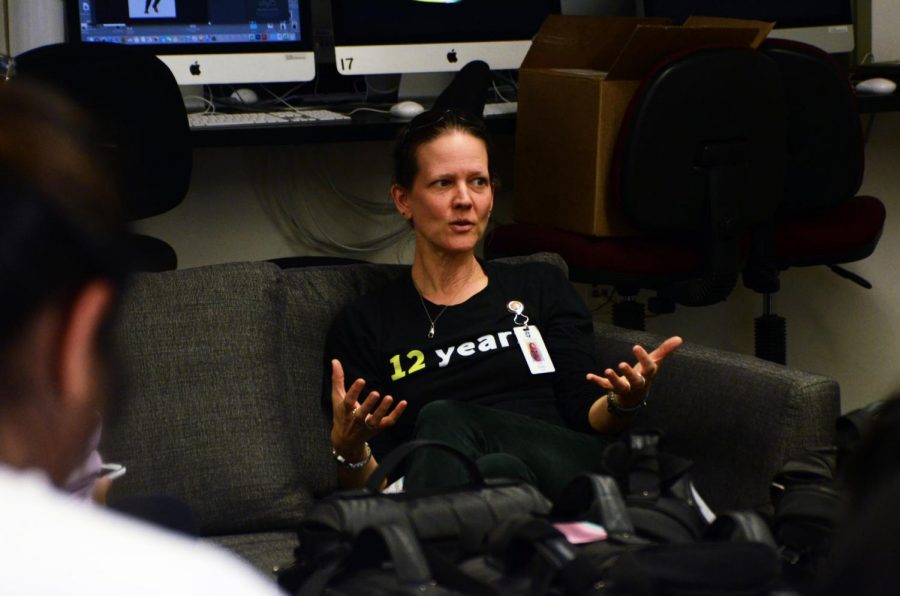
[75,0,302,49]
[129,0,177,19]
[67,0,315,84]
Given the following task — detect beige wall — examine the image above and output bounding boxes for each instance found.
[872,1,900,61]
[4,0,64,55]
[1,2,6,55]
[137,142,417,267]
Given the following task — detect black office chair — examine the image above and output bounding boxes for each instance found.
[742,39,887,364]
[487,45,787,330]
[15,42,192,271]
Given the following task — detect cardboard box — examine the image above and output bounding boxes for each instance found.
[513,15,773,236]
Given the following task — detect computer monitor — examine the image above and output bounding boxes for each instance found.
[640,0,854,54]
[330,0,560,76]
[65,0,316,85]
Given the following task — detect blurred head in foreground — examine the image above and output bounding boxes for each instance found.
[0,80,127,486]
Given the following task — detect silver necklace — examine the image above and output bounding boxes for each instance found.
[415,265,480,339]
[418,295,449,340]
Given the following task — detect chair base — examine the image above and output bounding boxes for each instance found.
[755,314,786,365]
[612,299,646,331]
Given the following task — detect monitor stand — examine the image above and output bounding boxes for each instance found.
[398,72,456,102]
[180,84,207,112]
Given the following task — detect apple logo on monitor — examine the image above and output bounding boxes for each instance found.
[190,61,201,76]
[446,49,458,64]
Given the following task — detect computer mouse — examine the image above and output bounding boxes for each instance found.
[855,77,897,95]
[390,100,426,120]
[230,87,259,104]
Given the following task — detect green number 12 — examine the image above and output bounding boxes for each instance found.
[389,350,426,381]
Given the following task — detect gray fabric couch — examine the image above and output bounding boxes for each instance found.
[103,253,840,579]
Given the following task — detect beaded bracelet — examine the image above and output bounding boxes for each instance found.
[332,442,372,470]
[606,390,649,416]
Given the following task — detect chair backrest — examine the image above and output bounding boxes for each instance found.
[759,39,864,217]
[15,42,192,222]
[613,45,786,234]
[610,46,786,306]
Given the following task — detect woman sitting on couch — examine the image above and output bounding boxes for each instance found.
[324,106,681,499]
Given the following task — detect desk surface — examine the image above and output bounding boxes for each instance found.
[189,107,517,147]
[189,86,895,147]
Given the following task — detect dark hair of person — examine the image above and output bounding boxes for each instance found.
[0,81,128,391]
[392,108,495,190]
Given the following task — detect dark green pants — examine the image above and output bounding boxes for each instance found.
[403,400,613,500]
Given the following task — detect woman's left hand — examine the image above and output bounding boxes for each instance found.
[586,335,683,408]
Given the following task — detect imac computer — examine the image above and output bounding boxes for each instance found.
[65,0,316,85]
[330,0,560,76]
[641,0,854,54]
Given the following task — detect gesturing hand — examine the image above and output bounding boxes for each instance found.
[330,359,407,457]
[586,336,683,408]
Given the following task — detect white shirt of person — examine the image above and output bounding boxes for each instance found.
[0,465,284,595]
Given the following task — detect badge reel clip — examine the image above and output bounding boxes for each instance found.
[507,300,555,374]
[507,300,529,328]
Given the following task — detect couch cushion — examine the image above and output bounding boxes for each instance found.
[105,261,319,535]
[207,531,299,580]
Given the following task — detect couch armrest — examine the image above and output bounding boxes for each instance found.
[593,323,840,513]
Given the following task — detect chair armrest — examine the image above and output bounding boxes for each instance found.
[593,323,840,513]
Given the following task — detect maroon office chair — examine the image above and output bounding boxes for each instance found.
[15,42,192,271]
[487,45,787,331]
[742,40,886,364]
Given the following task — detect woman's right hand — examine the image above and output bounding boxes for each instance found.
[330,359,407,460]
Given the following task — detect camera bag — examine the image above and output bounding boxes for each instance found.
[278,440,551,594]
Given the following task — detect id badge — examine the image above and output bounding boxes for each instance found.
[513,325,555,374]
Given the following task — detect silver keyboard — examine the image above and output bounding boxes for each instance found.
[483,101,518,116]
[189,109,351,129]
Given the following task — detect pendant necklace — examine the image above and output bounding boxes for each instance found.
[419,296,449,340]
[415,265,480,339]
